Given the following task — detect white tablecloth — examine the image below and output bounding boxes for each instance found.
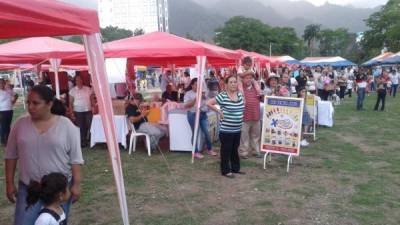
[168,110,218,152]
[90,115,129,148]
[317,101,334,127]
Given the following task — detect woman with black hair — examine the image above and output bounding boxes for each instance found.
[5,85,83,225]
[69,74,94,147]
[374,71,389,111]
[207,75,245,178]
[0,78,18,145]
[184,78,217,159]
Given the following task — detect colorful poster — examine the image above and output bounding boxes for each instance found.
[261,96,304,156]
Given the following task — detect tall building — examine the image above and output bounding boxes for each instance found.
[98,0,169,33]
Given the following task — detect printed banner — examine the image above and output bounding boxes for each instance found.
[261,96,304,156]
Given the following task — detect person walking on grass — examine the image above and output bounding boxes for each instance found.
[374,72,388,111]
[0,78,18,145]
[69,74,94,147]
[389,69,399,97]
[207,75,245,178]
[355,75,367,111]
[5,85,83,225]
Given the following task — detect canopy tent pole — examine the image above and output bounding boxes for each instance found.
[16,68,26,109]
[125,59,136,94]
[191,56,207,163]
[49,58,61,99]
[82,33,130,225]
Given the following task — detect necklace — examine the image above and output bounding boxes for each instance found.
[227,91,238,101]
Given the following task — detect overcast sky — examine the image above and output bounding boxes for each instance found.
[293,0,388,8]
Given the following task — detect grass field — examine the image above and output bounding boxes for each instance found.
[1,93,400,225]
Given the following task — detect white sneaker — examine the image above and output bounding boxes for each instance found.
[300,139,309,147]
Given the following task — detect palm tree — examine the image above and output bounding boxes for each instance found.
[303,24,321,56]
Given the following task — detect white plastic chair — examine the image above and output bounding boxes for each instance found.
[127,119,151,156]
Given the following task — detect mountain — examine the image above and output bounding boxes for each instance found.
[258,0,378,31]
[168,0,225,41]
[168,0,381,41]
[211,0,289,27]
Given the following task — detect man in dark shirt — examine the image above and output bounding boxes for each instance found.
[207,71,220,98]
[125,98,147,130]
[296,69,308,92]
[25,76,35,90]
[126,93,166,150]
[161,83,179,104]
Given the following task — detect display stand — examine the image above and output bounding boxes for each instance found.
[263,151,295,172]
[260,96,304,173]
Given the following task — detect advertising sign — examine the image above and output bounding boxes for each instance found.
[261,96,304,156]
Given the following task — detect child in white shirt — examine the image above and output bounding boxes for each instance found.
[27,173,70,225]
[347,79,354,98]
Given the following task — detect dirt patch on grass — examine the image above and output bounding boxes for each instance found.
[338,134,376,153]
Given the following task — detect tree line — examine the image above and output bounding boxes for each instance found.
[0,0,397,65]
[213,0,400,64]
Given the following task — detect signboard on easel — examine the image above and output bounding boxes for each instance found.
[303,94,317,141]
[261,96,304,172]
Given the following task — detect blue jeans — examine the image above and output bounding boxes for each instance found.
[356,88,366,110]
[370,81,375,92]
[187,111,212,152]
[14,181,72,225]
[390,84,398,97]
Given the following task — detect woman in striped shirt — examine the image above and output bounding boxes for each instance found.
[207,75,245,178]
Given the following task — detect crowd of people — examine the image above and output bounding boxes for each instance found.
[2,58,400,224]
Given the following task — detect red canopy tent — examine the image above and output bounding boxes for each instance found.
[103,31,241,66]
[195,41,240,67]
[0,1,130,224]
[0,37,88,97]
[0,37,85,64]
[0,64,19,70]
[236,49,276,66]
[0,1,98,38]
[103,32,241,162]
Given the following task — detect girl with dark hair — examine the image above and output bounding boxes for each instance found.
[27,173,69,225]
[51,99,67,116]
[5,85,83,225]
[207,75,245,178]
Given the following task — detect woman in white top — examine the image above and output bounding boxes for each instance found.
[69,74,94,147]
[0,78,18,145]
[356,75,367,110]
[389,69,399,97]
[184,78,217,159]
